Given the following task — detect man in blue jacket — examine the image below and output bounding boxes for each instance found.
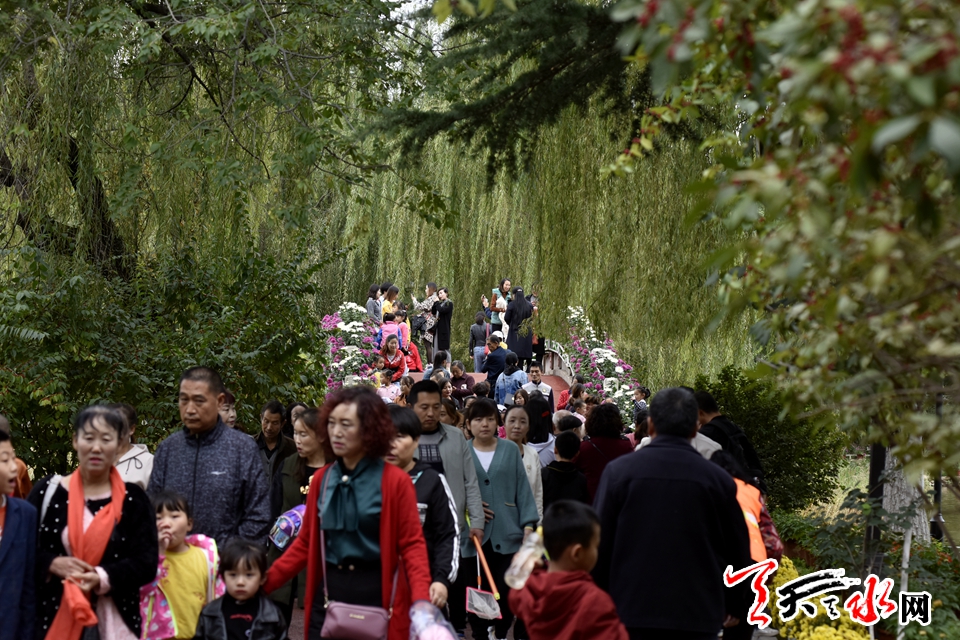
[0,426,36,640]
[593,387,753,640]
[148,367,271,548]
[480,333,509,398]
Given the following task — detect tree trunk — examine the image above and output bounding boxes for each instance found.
[883,455,930,543]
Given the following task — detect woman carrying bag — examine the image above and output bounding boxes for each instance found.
[27,405,157,640]
[264,386,432,640]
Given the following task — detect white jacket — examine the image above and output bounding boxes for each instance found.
[520,443,544,523]
[116,443,154,490]
[636,432,722,459]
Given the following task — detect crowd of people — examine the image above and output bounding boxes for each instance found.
[0,281,784,640]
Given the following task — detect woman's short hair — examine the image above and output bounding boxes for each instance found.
[317,386,395,458]
[294,407,326,483]
[585,403,624,439]
[367,284,380,299]
[513,388,529,405]
[389,405,422,439]
[451,361,465,373]
[475,312,485,324]
[464,397,502,426]
[74,405,126,437]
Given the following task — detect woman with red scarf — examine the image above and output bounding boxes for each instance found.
[380,334,408,383]
[264,387,431,640]
[28,406,157,639]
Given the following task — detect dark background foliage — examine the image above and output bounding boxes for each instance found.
[695,365,847,512]
[0,243,325,477]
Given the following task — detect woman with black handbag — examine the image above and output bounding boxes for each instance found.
[264,387,432,640]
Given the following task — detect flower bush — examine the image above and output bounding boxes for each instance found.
[565,306,639,422]
[771,557,868,640]
[322,302,379,392]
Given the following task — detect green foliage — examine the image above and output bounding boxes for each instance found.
[604,0,960,484]
[379,0,651,181]
[695,366,846,512]
[0,244,325,478]
[773,490,960,639]
[319,102,758,391]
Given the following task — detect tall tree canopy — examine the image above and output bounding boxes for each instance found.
[411,0,960,491]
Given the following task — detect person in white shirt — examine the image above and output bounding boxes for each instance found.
[109,402,154,490]
[520,361,555,410]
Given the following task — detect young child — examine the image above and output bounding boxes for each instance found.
[194,539,288,639]
[377,369,401,403]
[541,431,590,510]
[0,426,37,640]
[140,491,224,639]
[509,500,628,640]
[377,312,404,350]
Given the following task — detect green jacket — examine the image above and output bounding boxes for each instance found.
[463,439,539,557]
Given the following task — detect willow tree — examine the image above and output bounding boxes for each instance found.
[353,0,758,387]
[0,0,450,472]
[0,0,448,268]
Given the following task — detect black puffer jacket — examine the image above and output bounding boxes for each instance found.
[192,594,288,640]
[408,460,460,588]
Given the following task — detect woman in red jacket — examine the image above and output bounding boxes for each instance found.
[264,387,432,640]
[576,403,635,501]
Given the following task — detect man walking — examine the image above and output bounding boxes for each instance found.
[254,400,297,483]
[694,390,766,490]
[521,361,555,410]
[593,387,752,640]
[409,380,485,544]
[148,367,271,547]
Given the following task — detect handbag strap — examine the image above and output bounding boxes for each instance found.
[317,465,401,615]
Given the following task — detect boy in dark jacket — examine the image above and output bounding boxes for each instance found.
[193,539,287,640]
[0,427,36,640]
[510,500,627,640]
[541,431,590,510]
[386,405,460,608]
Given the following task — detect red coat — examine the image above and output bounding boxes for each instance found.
[576,436,635,501]
[264,461,432,639]
[510,569,628,640]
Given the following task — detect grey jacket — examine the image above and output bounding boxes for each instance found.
[430,423,484,545]
[148,420,271,548]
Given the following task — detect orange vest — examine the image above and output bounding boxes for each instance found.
[734,478,766,563]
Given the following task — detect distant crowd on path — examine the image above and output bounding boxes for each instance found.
[0,288,784,640]
[364,278,548,400]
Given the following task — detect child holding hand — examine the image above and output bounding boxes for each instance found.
[140,491,223,639]
[193,539,288,640]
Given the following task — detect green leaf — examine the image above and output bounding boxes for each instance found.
[906,76,936,107]
[433,0,453,23]
[929,117,960,172]
[871,115,922,153]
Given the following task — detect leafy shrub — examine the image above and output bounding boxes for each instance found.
[770,491,960,639]
[695,366,846,512]
[0,243,326,477]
